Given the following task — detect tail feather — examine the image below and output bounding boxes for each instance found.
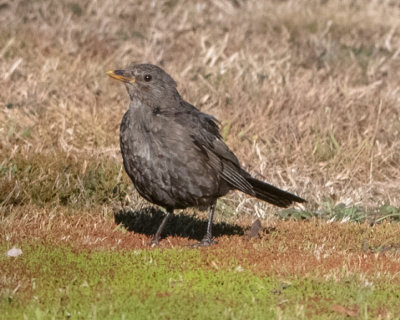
[246,176,306,208]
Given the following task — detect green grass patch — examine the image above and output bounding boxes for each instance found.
[0,152,131,209]
[278,202,400,223]
[1,242,399,319]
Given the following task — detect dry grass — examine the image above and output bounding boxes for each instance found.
[1,0,400,215]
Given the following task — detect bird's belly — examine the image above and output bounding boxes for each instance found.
[121,138,223,209]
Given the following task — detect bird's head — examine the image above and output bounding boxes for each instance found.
[107,63,180,107]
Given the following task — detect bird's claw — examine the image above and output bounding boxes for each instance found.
[192,237,217,247]
[149,237,160,247]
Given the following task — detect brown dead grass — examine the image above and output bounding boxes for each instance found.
[2,206,400,277]
[1,0,400,213]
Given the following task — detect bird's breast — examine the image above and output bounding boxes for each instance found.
[119,106,226,208]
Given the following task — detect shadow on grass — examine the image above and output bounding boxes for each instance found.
[114,207,244,241]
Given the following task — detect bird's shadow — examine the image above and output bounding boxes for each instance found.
[114,206,245,241]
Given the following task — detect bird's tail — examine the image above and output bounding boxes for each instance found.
[245,176,306,208]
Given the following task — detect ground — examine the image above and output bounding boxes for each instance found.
[1,0,400,319]
[2,207,400,319]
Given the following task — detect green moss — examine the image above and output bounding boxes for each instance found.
[1,243,399,319]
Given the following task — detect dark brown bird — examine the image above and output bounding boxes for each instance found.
[107,63,305,246]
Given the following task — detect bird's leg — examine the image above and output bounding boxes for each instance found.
[197,202,217,247]
[150,209,172,247]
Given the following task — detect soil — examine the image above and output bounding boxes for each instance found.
[3,206,400,277]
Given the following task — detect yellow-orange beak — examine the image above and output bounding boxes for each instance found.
[106,70,136,83]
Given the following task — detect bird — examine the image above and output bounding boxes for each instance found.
[107,63,306,246]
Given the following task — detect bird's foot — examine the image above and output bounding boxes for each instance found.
[149,237,161,247]
[192,237,217,247]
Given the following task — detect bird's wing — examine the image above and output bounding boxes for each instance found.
[175,101,255,195]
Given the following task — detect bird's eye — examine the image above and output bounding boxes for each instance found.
[144,74,152,82]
